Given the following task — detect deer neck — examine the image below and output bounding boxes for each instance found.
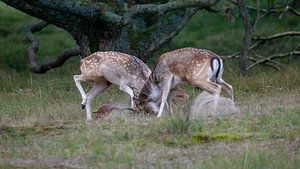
[139,60,169,113]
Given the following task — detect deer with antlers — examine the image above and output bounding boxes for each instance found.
[74,51,151,121]
[138,47,234,117]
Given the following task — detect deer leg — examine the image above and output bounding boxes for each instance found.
[119,84,136,109]
[85,81,110,121]
[74,74,87,109]
[166,99,174,115]
[157,77,173,118]
[166,89,177,115]
[215,67,234,102]
[217,78,234,102]
[191,79,222,113]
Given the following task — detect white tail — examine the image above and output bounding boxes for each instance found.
[138,47,234,117]
[74,51,151,121]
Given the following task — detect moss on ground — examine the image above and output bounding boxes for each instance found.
[191,132,252,143]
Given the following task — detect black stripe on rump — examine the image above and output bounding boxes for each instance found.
[210,57,221,79]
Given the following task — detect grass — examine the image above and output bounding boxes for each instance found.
[0,1,300,169]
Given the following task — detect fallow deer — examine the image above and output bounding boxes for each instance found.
[138,47,234,117]
[74,51,151,121]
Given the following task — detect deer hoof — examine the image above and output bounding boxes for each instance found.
[81,104,86,109]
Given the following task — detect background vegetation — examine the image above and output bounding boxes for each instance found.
[0,1,299,168]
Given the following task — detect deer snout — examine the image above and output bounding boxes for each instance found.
[143,102,159,115]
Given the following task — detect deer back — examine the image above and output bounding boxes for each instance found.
[153,47,219,82]
[80,51,151,91]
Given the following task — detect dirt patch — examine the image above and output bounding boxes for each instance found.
[0,156,85,169]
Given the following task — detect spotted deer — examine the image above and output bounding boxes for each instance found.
[138,47,234,117]
[74,51,151,121]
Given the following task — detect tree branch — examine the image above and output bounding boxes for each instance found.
[255,53,283,69]
[124,0,220,24]
[289,6,300,16]
[25,21,49,69]
[228,0,300,18]
[253,31,300,41]
[247,55,282,70]
[2,0,124,27]
[29,48,81,74]
[247,53,281,70]
[221,52,240,60]
[129,0,219,15]
[25,21,81,74]
[247,51,300,70]
[223,30,300,60]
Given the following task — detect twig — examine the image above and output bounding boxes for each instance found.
[255,53,283,68]
[253,31,300,41]
[221,41,263,60]
[289,6,300,17]
[222,52,240,60]
[25,21,81,74]
[247,56,281,70]
[279,5,289,19]
[247,53,281,70]
[227,0,300,18]
[222,33,294,60]
[247,51,300,70]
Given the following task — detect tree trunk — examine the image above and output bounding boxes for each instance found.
[237,0,253,75]
[292,0,300,8]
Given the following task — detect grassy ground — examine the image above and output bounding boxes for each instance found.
[0,2,300,169]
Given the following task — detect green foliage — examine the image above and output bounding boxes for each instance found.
[191,132,248,143]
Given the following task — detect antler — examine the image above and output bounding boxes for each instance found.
[93,103,135,119]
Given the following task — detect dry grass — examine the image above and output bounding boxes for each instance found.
[0,64,299,168]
